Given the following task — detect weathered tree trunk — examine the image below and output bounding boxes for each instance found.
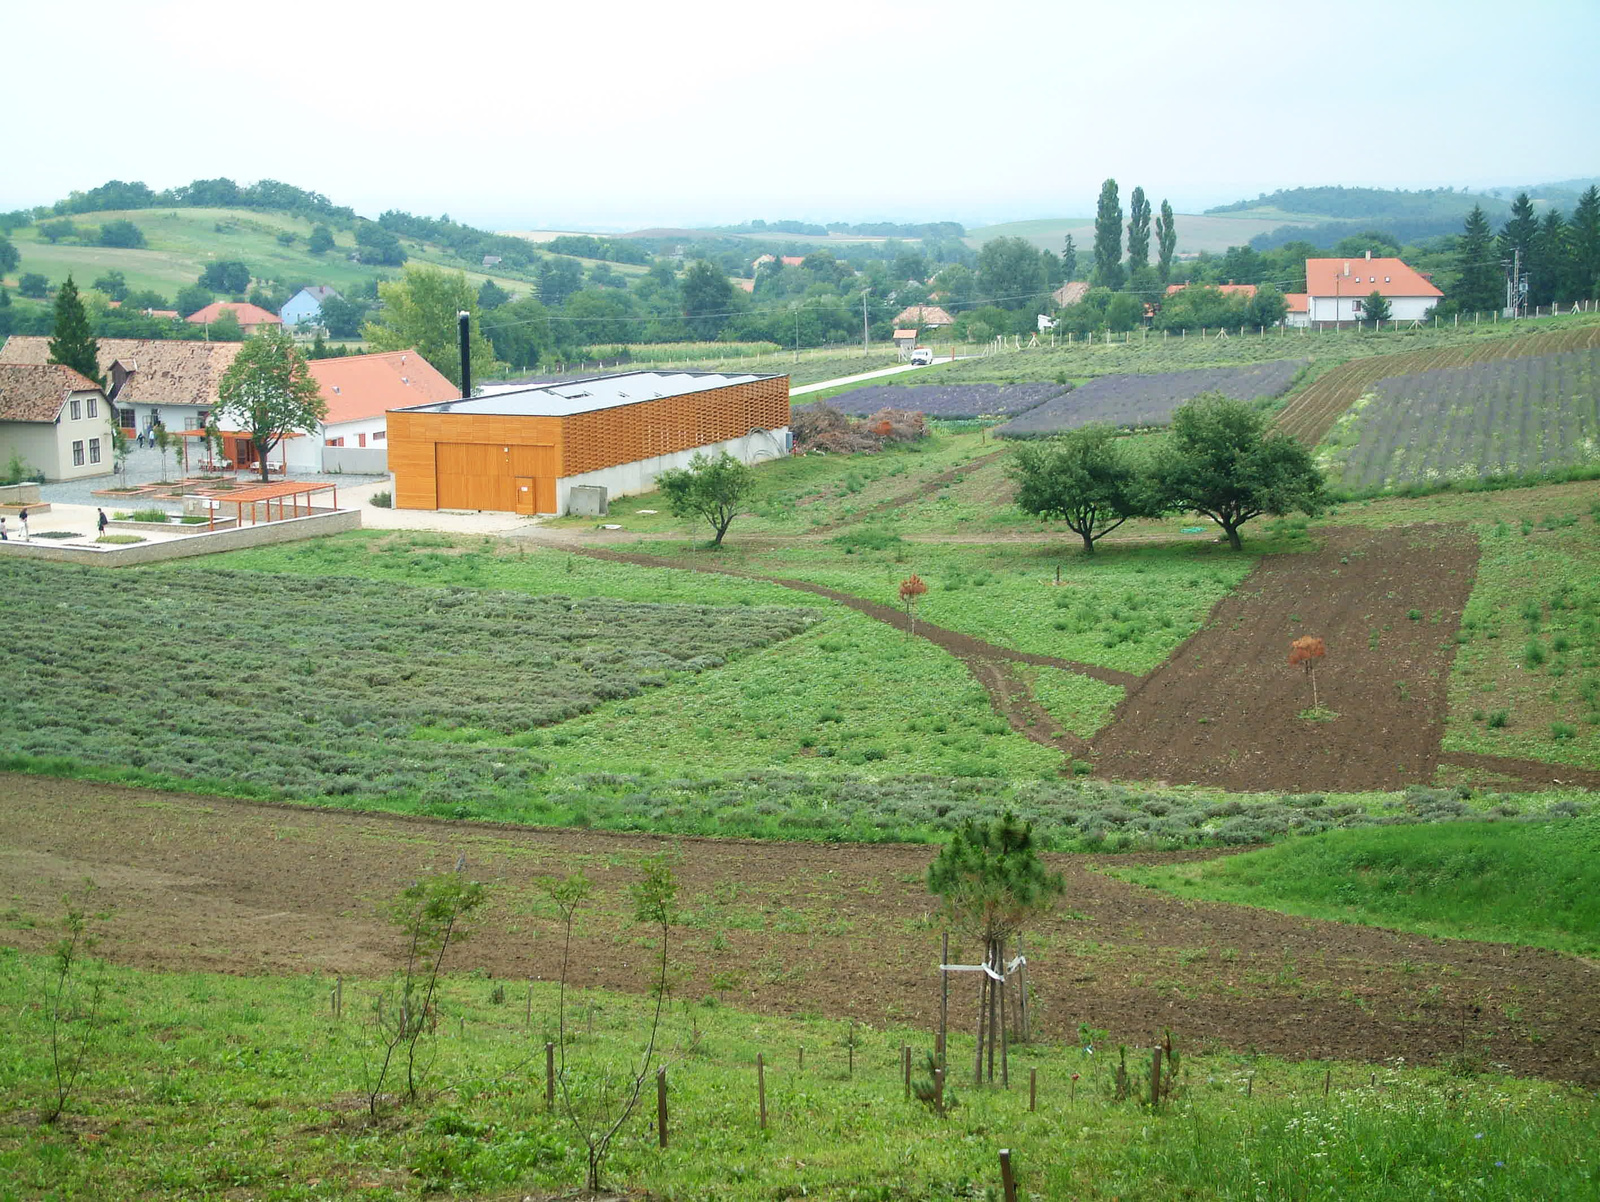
[986,940,999,1084]
[973,970,987,1086]
[998,937,1009,1088]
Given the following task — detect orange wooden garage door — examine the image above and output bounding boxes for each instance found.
[435,443,557,512]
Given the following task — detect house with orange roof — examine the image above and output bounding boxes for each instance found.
[0,363,114,481]
[185,301,283,336]
[282,349,458,471]
[1292,253,1442,327]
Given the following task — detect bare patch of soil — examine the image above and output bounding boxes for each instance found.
[0,775,1594,1085]
[1090,527,1482,791]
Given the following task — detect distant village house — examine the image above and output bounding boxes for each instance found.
[0,364,114,482]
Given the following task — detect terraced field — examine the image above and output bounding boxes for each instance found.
[1276,323,1600,446]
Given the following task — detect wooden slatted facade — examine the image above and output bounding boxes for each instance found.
[387,374,788,514]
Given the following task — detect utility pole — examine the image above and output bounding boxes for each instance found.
[793,305,800,365]
[1505,248,1521,318]
[862,290,869,355]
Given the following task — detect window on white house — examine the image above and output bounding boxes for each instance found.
[117,408,135,429]
[87,397,98,418]
[70,399,82,420]
[357,433,366,447]
[89,438,101,464]
[73,440,85,466]
[373,430,386,441]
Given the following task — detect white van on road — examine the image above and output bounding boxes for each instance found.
[909,346,934,366]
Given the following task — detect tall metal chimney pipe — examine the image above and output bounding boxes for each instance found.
[458,310,472,399]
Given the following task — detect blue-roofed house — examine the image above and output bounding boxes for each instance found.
[280,286,342,331]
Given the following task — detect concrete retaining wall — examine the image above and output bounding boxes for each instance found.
[0,507,361,567]
[0,483,42,505]
[322,447,388,474]
[556,427,788,514]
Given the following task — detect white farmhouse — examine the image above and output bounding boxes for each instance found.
[1293,254,1442,327]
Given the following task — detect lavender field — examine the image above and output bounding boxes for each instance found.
[1322,348,1600,490]
[802,381,1069,419]
[993,359,1307,437]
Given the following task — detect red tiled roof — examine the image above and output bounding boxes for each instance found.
[1284,293,1309,313]
[730,277,754,293]
[185,301,283,327]
[781,256,805,267]
[892,304,954,326]
[0,363,102,423]
[307,349,458,425]
[3,336,243,408]
[1305,258,1442,299]
[1052,281,1090,307]
[1165,283,1258,298]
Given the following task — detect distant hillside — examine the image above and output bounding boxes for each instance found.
[1206,182,1596,251]
[966,212,1315,256]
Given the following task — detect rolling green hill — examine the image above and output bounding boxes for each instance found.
[1,207,639,309]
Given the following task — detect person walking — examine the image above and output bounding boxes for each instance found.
[97,508,108,536]
[17,507,28,541]
[0,515,8,541]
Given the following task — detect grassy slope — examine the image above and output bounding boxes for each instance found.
[1119,816,1600,956]
[2,207,635,302]
[1,953,1589,1201]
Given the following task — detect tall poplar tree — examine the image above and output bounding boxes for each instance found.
[1454,205,1502,314]
[1571,186,1600,300]
[1062,234,1078,281]
[47,275,101,386]
[1155,200,1178,284]
[1126,187,1152,279]
[1092,179,1124,290]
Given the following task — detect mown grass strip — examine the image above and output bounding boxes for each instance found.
[1119,816,1600,956]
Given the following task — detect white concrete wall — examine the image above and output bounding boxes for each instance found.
[286,416,389,470]
[322,446,388,474]
[1307,295,1437,324]
[0,507,360,566]
[554,426,789,515]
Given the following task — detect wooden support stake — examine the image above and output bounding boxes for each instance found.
[798,1045,804,1070]
[848,1023,854,1077]
[757,1053,768,1129]
[1029,1068,1037,1112]
[656,1068,668,1148]
[903,1045,911,1099]
[525,982,532,1030]
[999,1148,1018,1202]
[1323,1069,1331,1099]
[545,1042,555,1108]
[336,975,342,1019]
[939,931,949,1068]
[1150,1046,1163,1108]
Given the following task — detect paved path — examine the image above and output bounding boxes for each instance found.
[789,354,959,396]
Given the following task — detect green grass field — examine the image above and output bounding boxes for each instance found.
[0,949,1590,1201]
[1,207,633,305]
[1120,815,1600,956]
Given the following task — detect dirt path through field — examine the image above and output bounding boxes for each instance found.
[1,774,1593,1084]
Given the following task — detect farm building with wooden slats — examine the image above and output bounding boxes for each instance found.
[387,370,790,515]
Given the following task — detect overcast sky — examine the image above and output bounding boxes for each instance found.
[8,0,1597,231]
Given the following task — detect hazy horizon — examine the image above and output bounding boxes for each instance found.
[8,0,1598,232]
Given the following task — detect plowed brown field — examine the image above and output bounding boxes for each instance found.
[2,774,1594,1084]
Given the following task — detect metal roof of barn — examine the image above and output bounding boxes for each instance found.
[397,369,785,418]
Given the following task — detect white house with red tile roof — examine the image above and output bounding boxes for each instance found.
[0,364,114,481]
[1294,254,1442,326]
[185,301,283,335]
[282,349,457,471]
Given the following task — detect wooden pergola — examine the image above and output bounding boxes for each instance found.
[212,480,340,527]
